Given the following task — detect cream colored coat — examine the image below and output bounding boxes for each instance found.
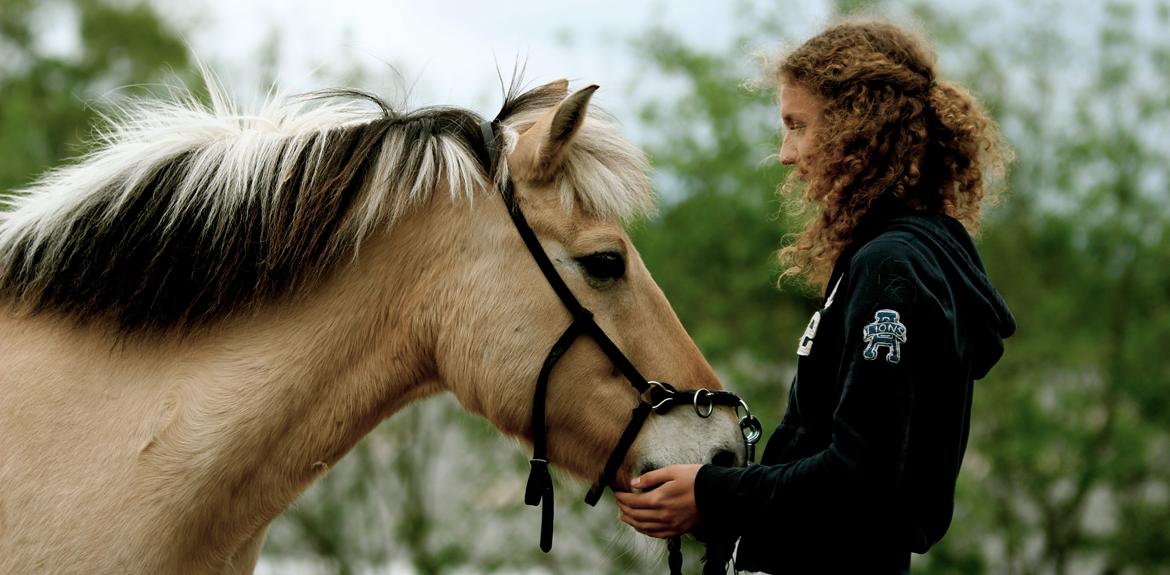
[0,82,743,574]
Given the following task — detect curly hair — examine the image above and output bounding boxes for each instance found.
[775,20,1012,288]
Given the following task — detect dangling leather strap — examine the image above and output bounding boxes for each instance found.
[668,537,683,574]
[524,316,587,552]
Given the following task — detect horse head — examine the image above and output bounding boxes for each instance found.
[430,80,746,490]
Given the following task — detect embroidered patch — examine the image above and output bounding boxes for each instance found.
[862,309,907,364]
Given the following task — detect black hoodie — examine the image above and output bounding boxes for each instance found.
[694,211,1015,574]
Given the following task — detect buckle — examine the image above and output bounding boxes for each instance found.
[525,458,551,506]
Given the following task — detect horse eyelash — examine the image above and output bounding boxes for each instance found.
[576,252,625,283]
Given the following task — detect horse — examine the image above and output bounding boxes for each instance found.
[0,76,746,574]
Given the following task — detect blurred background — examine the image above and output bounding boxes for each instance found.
[3,0,1169,573]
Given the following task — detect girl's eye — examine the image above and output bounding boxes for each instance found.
[576,252,626,284]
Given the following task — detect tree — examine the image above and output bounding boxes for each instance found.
[627,16,812,436]
[0,0,195,193]
[923,1,1170,573]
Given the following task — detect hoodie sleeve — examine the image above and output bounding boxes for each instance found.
[695,237,942,535]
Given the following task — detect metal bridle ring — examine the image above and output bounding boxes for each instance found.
[736,397,763,444]
[736,397,751,414]
[740,415,763,444]
[643,380,676,411]
[692,388,714,418]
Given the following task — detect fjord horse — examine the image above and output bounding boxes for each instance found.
[0,78,743,574]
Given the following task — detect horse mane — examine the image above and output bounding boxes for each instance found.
[0,76,652,333]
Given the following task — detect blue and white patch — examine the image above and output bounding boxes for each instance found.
[861,309,907,364]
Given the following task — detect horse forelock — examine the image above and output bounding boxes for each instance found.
[0,77,652,333]
[494,82,655,221]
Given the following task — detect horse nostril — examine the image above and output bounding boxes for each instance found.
[637,461,661,478]
[710,449,737,468]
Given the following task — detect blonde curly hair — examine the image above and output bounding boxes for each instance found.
[776,20,1012,288]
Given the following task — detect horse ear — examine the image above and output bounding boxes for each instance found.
[540,78,570,101]
[511,84,599,182]
[547,84,597,151]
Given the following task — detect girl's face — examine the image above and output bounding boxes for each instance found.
[778,79,825,182]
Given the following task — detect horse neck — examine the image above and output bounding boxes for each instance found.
[118,190,470,561]
[0,182,484,570]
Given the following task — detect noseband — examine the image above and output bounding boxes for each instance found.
[476,120,761,573]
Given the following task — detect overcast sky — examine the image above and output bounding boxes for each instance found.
[139,0,1170,209]
[152,0,837,123]
[143,0,1157,130]
[29,0,1157,134]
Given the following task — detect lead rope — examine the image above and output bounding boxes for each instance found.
[668,537,683,574]
[667,396,761,575]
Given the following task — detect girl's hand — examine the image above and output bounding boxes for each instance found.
[613,464,702,539]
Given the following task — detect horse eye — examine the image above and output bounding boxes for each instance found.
[576,252,626,284]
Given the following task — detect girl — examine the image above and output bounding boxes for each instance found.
[616,20,1016,574]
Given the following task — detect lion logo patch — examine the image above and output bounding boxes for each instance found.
[862,309,906,364]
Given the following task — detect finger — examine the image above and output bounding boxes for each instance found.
[617,486,682,510]
[641,526,683,541]
[620,512,676,538]
[619,506,685,530]
[631,521,682,539]
[614,493,659,511]
[620,509,651,531]
[618,505,666,524]
[618,506,668,526]
[632,467,678,489]
[613,490,640,506]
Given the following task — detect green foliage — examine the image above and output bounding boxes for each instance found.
[627,22,814,432]
[903,2,1170,573]
[0,0,195,192]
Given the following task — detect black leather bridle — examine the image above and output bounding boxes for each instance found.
[476,120,761,574]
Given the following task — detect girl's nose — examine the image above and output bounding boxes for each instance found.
[779,146,796,166]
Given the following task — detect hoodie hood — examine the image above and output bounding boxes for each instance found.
[881,212,1016,379]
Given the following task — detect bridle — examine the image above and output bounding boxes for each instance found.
[475,120,761,574]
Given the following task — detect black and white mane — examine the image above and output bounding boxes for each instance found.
[0,77,651,333]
